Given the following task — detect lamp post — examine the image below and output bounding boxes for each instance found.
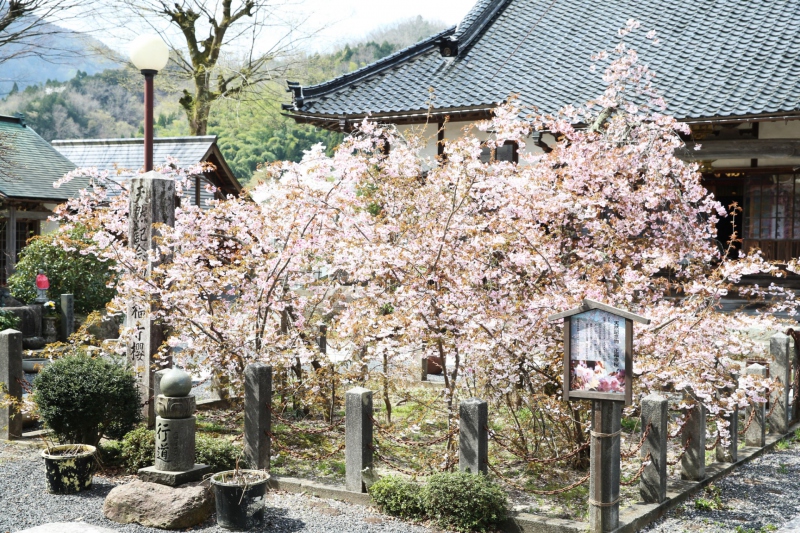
[128,34,169,172]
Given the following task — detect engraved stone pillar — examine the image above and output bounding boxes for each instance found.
[138,369,209,486]
[746,363,767,447]
[126,171,175,427]
[770,333,791,434]
[640,394,667,503]
[420,357,428,381]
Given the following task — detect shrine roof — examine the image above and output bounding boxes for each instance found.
[0,115,83,201]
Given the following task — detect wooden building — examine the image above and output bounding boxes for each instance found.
[0,115,86,284]
[283,0,800,262]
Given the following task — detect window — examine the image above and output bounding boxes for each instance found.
[744,174,800,240]
[480,142,518,164]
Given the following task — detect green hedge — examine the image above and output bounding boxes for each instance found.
[369,471,508,532]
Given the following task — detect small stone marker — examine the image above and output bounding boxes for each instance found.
[716,406,738,463]
[139,368,210,486]
[640,394,667,503]
[420,356,428,382]
[745,363,767,447]
[244,363,272,470]
[770,333,791,434]
[681,389,706,481]
[126,171,176,427]
[459,398,488,474]
[59,294,74,340]
[0,329,22,440]
[345,387,373,493]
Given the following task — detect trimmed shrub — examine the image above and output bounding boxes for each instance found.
[98,439,124,468]
[8,226,116,313]
[369,475,426,520]
[196,434,243,473]
[121,425,155,472]
[423,471,508,532]
[33,353,141,446]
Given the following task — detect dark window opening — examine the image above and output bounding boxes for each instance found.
[480,141,518,164]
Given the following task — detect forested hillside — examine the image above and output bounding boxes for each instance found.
[0,16,446,186]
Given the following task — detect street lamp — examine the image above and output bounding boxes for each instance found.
[128,34,169,172]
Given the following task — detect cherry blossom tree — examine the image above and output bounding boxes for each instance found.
[52,23,792,457]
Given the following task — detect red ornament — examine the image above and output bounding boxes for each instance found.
[36,273,49,290]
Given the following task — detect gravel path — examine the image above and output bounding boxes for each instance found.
[0,443,438,533]
[642,437,800,533]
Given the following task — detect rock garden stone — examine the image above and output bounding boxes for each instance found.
[103,480,213,529]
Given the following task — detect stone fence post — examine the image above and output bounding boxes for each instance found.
[640,394,667,503]
[244,363,272,470]
[681,390,706,481]
[60,294,74,341]
[0,329,22,440]
[459,398,488,474]
[745,363,767,447]
[420,357,428,382]
[345,387,373,492]
[770,333,791,434]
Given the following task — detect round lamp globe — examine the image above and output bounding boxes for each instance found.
[129,34,170,72]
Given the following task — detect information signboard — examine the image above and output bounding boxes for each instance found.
[548,299,649,405]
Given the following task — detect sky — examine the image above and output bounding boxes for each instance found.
[298,0,476,49]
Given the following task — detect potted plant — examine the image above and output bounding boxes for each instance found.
[209,463,271,530]
[41,442,97,494]
[32,351,141,494]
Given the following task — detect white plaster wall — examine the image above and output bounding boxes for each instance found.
[757,119,800,167]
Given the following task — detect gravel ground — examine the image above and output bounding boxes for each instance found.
[642,438,800,533]
[0,443,438,533]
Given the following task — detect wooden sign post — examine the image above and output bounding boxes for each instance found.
[549,299,649,533]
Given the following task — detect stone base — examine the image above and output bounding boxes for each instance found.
[138,464,211,487]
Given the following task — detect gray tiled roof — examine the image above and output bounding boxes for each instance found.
[51,136,217,175]
[287,0,800,121]
[0,116,82,201]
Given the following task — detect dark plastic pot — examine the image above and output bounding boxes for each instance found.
[41,444,96,494]
[210,470,270,531]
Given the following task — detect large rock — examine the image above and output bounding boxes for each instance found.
[103,480,213,529]
[87,313,122,340]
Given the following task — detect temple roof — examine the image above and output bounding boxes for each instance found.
[284,0,800,128]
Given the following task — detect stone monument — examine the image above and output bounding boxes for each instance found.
[138,368,210,486]
[34,270,49,303]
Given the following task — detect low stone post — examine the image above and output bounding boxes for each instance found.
[770,333,791,434]
[60,294,74,341]
[459,398,488,474]
[244,363,272,470]
[640,394,667,503]
[716,406,738,463]
[681,390,706,481]
[0,329,23,440]
[345,387,373,493]
[420,357,428,381]
[745,363,767,447]
[589,400,621,533]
